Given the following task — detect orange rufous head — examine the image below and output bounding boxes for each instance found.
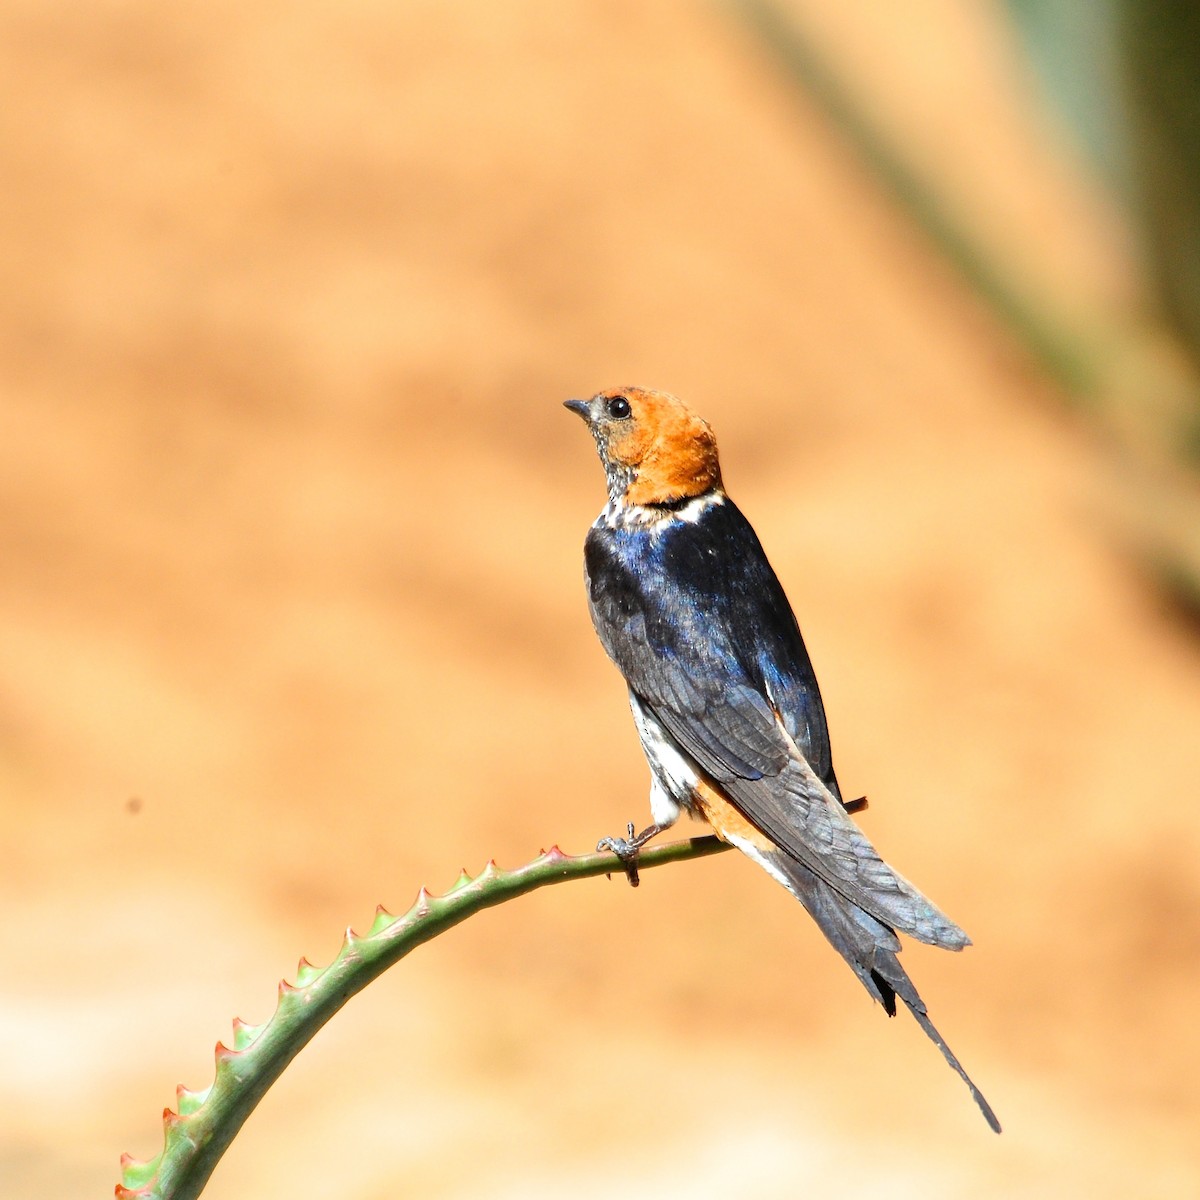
[564,386,723,506]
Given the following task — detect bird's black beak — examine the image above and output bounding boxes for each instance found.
[563,397,591,422]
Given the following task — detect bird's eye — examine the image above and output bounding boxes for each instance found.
[607,395,632,419]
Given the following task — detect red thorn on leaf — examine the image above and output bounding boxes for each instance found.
[162,1107,182,1129]
[214,1040,235,1063]
[119,1152,142,1168]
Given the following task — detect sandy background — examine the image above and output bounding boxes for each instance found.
[3,2,1199,1196]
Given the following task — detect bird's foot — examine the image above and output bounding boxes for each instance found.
[596,821,664,888]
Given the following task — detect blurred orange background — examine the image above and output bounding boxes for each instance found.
[3,2,1199,1196]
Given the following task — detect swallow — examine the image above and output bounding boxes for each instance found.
[566,386,1000,1132]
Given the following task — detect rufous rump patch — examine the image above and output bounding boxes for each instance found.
[599,387,723,506]
[692,778,776,853]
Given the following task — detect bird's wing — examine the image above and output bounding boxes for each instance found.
[718,742,969,947]
[592,595,790,782]
[585,508,967,948]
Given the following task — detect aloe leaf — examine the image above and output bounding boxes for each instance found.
[116,836,731,1200]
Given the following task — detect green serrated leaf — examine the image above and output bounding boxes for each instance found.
[118,836,731,1200]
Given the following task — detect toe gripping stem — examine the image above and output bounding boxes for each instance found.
[596,821,667,888]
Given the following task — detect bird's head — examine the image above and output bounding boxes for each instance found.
[564,386,723,508]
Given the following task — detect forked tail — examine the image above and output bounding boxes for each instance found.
[765,845,1001,1132]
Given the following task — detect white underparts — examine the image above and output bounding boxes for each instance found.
[628,692,696,828]
[648,778,681,829]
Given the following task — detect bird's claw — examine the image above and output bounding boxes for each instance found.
[597,821,642,887]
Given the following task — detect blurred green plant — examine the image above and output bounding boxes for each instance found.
[116,837,730,1200]
[731,0,1200,616]
[1007,0,1200,374]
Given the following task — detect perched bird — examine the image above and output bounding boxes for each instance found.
[565,386,1000,1132]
